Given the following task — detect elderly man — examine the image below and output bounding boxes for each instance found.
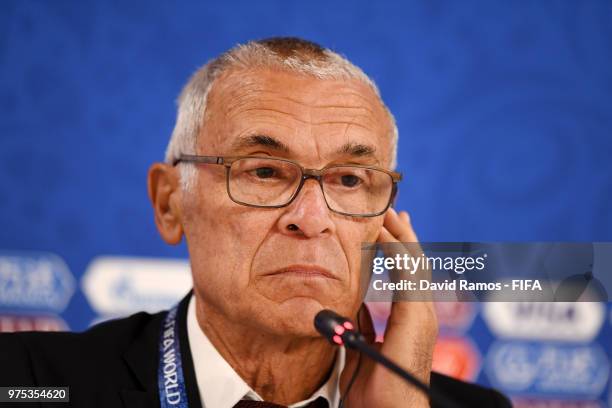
[0,38,510,407]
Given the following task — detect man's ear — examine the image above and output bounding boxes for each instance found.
[147,163,184,245]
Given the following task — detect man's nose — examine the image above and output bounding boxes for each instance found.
[277,179,336,238]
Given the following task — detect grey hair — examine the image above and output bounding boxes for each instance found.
[164,37,398,190]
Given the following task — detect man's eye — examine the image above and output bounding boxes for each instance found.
[254,167,276,178]
[341,174,361,187]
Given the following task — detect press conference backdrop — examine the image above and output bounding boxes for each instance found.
[1,1,611,407]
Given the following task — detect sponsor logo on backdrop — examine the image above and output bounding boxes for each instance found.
[0,251,75,312]
[82,256,192,317]
[483,302,604,342]
[0,314,68,332]
[432,336,481,381]
[512,398,603,408]
[486,341,609,398]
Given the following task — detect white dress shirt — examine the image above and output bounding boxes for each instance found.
[187,295,345,408]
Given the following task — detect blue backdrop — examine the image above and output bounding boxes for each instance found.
[1,1,611,406]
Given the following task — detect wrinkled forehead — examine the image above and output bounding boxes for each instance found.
[198,68,394,167]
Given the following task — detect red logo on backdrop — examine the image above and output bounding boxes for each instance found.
[432,337,481,381]
[0,314,68,332]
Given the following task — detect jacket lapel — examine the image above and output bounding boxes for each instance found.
[119,389,158,408]
[120,290,200,408]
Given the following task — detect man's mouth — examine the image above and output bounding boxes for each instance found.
[265,264,338,280]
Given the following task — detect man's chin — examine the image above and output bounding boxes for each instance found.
[267,296,331,337]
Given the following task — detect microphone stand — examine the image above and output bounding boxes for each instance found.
[315,309,462,408]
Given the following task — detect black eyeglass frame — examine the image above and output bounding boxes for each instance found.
[173,154,403,218]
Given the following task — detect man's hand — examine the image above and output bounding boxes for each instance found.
[339,208,438,408]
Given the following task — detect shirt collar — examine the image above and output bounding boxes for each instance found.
[187,294,345,408]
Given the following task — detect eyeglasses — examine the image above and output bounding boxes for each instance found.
[173,155,402,217]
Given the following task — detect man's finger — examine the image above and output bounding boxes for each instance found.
[376,225,395,243]
[384,208,418,243]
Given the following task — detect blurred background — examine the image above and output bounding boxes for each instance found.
[1,1,611,407]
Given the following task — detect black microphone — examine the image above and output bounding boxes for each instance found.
[314,309,461,408]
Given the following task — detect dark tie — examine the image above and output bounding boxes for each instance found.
[233,396,329,408]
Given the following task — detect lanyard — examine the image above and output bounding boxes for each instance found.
[158,305,190,408]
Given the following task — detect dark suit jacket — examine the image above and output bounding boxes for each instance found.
[0,292,511,407]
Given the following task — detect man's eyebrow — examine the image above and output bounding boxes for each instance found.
[335,142,377,158]
[231,134,290,153]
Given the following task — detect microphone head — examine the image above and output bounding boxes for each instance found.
[314,309,356,345]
